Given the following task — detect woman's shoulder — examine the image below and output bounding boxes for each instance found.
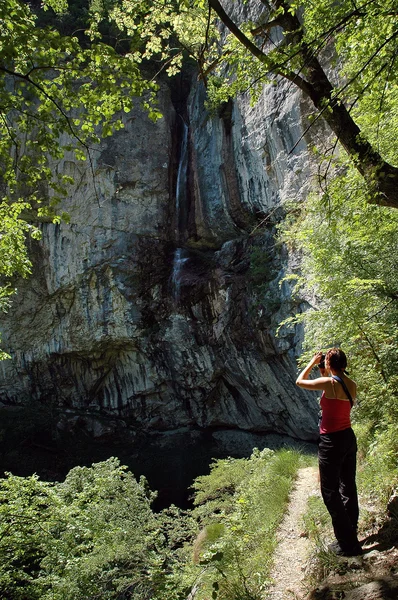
[342,374,356,387]
[346,376,357,396]
[335,374,357,398]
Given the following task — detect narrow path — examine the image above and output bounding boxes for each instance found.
[266,466,319,600]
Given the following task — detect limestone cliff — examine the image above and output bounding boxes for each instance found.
[0,67,320,434]
[0,42,326,497]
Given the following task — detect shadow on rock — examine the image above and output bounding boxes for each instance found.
[309,575,398,600]
[361,515,398,552]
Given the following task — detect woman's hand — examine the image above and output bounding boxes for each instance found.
[312,351,324,366]
[296,351,328,390]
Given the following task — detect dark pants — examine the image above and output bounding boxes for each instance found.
[318,427,360,550]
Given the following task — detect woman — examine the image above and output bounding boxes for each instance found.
[296,348,362,556]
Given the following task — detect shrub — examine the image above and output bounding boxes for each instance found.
[0,458,165,600]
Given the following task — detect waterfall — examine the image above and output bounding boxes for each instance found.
[171,121,189,302]
[171,247,189,303]
[175,121,188,240]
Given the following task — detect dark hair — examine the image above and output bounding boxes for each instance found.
[325,348,347,372]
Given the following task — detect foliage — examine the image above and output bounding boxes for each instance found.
[0,458,169,599]
[191,454,250,519]
[302,0,398,161]
[89,0,215,78]
[0,450,304,600]
[0,197,42,357]
[152,504,199,600]
[356,421,398,506]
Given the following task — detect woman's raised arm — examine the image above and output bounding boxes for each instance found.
[296,351,329,390]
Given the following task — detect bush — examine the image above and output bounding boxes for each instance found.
[356,421,398,506]
[0,458,166,600]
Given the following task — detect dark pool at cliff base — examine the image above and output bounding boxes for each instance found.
[0,409,316,510]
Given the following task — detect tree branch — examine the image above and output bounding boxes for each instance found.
[208,1,316,97]
[207,0,398,209]
[0,65,87,150]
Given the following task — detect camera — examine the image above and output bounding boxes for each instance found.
[319,353,326,369]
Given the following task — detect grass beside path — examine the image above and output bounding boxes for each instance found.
[184,448,312,600]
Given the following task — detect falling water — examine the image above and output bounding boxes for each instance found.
[175,121,189,239]
[171,247,189,303]
[171,121,189,302]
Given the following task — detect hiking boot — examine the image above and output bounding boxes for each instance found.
[328,541,363,557]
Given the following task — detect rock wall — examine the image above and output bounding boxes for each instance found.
[0,18,325,492]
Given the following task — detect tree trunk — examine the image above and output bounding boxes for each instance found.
[209,0,398,209]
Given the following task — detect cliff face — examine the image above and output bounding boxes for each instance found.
[0,59,322,475]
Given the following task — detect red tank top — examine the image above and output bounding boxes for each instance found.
[319,392,351,434]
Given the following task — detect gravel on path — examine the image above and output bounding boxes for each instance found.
[266,466,319,600]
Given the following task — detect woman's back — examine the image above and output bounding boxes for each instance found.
[322,375,356,401]
[320,374,356,435]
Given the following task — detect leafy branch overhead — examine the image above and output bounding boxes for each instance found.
[0,0,159,287]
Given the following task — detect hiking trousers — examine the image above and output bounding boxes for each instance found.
[318,427,360,551]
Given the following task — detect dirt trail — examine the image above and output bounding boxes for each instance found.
[267,466,319,600]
